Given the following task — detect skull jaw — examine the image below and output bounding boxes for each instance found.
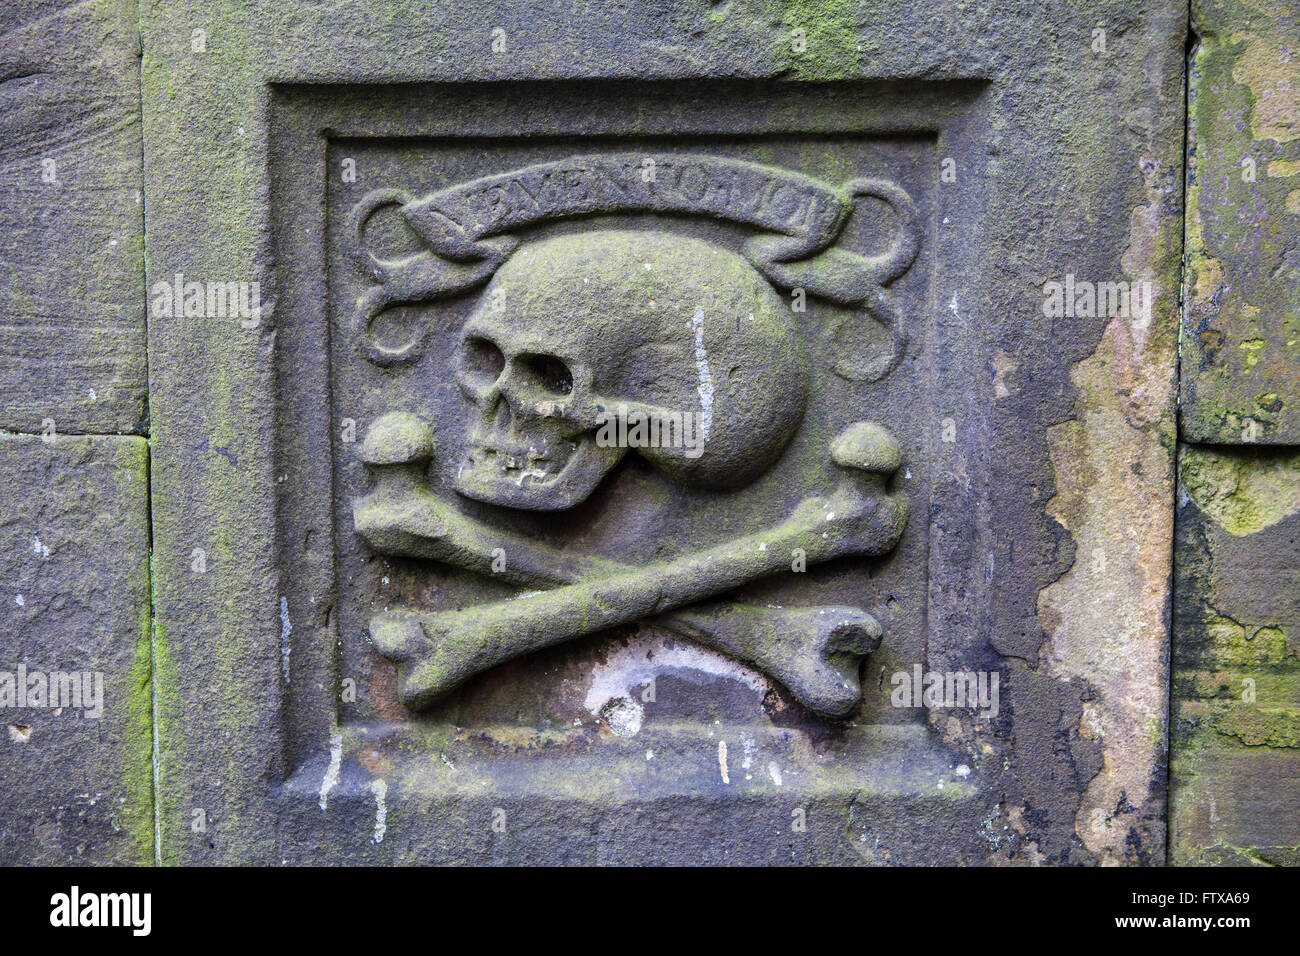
[453,438,626,511]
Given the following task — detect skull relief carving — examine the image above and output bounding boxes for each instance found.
[454,229,810,510]
[351,167,917,717]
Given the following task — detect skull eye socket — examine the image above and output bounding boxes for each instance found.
[518,353,573,396]
[462,336,505,384]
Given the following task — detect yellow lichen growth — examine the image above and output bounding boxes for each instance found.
[1231,32,1299,143]
[1180,446,1300,536]
[1239,338,1266,367]
[1193,253,1224,303]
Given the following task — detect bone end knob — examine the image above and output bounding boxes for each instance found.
[830,421,901,476]
[360,412,434,466]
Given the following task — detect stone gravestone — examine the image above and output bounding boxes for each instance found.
[135,1,1187,864]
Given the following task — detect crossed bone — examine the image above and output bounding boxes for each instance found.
[352,414,908,716]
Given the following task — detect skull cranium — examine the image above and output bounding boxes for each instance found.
[454,229,808,510]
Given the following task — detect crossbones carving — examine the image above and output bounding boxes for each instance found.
[354,409,907,716]
[351,229,910,717]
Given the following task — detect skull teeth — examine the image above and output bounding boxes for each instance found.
[468,445,569,486]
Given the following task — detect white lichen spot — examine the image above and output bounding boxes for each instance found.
[740,734,757,770]
[14,595,23,607]
[369,779,388,843]
[601,696,643,737]
[768,761,783,786]
[584,633,770,728]
[691,307,714,441]
[718,740,730,784]
[318,730,342,810]
[279,597,292,684]
[955,764,971,779]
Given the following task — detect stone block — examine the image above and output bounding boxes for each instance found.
[0,0,147,434]
[1180,0,1300,444]
[140,0,1187,865]
[1171,444,1300,865]
[0,434,152,865]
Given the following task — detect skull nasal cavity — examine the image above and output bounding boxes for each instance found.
[463,336,505,384]
[518,353,573,396]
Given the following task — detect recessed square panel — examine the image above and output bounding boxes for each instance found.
[329,133,935,733]
[269,80,995,862]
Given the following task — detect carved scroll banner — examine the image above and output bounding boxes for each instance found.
[347,153,919,380]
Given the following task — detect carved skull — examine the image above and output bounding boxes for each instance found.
[454,229,808,510]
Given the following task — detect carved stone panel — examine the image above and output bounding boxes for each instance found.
[341,146,923,719]
[144,0,1187,865]
[268,82,993,861]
